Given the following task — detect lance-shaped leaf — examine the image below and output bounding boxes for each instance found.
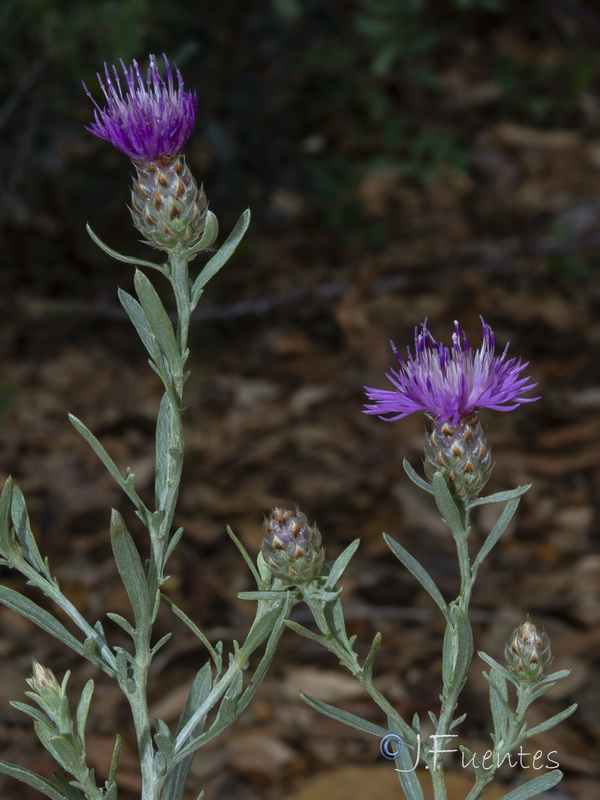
[468,484,530,509]
[388,717,425,800]
[75,680,94,750]
[173,672,245,761]
[483,664,510,745]
[323,539,360,590]
[110,509,149,628]
[0,476,13,554]
[236,595,291,716]
[472,493,525,575]
[155,394,182,509]
[160,594,222,673]
[432,472,465,539]
[118,288,161,366]
[0,761,71,800]
[384,533,449,622]
[134,270,181,366]
[191,209,250,306]
[69,415,148,520]
[403,458,434,495]
[442,604,473,691]
[10,484,47,573]
[86,223,166,273]
[0,586,86,658]
[300,693,389,739]
[519,704,577,741]
[162,662,213,800]
[497,769,563,800]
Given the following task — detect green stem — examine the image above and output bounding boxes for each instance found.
[431,503,474,800]
[172,599,287,759]
[128,251,193,800]
[14,560,116,675]
[306,594,417,747]
[170,252,192,362]
[126,638,160,800]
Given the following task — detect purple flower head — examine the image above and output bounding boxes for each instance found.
[364,317,540,424]
[83,53,197,162]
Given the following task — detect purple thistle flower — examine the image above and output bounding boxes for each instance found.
[364,317,540,424]
[83,53,197,162]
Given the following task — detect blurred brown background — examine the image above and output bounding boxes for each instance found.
[0,1,599,798]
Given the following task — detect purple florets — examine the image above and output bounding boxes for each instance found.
[83,53,197,162]
[364,318,540,424]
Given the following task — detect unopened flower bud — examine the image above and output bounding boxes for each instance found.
[424,411,492,500]
[261,507,325,584]
[505,618,552,683]
[30,660,61,696]
[130,155,208,251]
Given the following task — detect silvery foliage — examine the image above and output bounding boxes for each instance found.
[0,207,300,800]
[0,138,576,800]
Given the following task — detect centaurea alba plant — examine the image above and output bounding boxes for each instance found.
[0,53,576,800]
[277,320,576,800]
[0,53,296,800]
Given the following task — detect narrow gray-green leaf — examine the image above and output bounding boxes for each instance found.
[284,619,328,646]
[86,223,166,272]
[69,415,147,516]
[324,594,352,651]
[520,704,577,741]
[497,769,563,800]
[472,496,522,574]
[0,586,85,656]
[478,651,518,687]
[300,692,389,738]
[227,525,261,588]
[118,288,160,364]
[540,668,571,683]
[134,269,180,366]
[237,598,290,715]
[242,601,287,652]
[191,209,250,304]
[403,459,433,494]
[75,680,94,746]
[0,476,13,550]
[383,533,449,621]
[155,394,181,509]
[108,734,122,784]
[106,612,135,638]
[237,590,288,601]
[10,484,47,573]
[151,633,172,655]
[0,761,68,800]
[468,484,531,508]
[388,717,425,800]
[161,594,222,672]
[432,472,464,538]
[324,538,360,590]
[164,527,184,566]
[174,672,244,761]
[442,605,473,690]
[485,668,509,743]
[110,509,149,626]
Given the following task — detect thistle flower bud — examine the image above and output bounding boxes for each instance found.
[261,507,325,584]
[424,411,492,500]
[131,155,208,251]
[505,618,553,683]
[30,660,61,696]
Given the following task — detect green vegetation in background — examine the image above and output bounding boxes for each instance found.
[0,0,161,85]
